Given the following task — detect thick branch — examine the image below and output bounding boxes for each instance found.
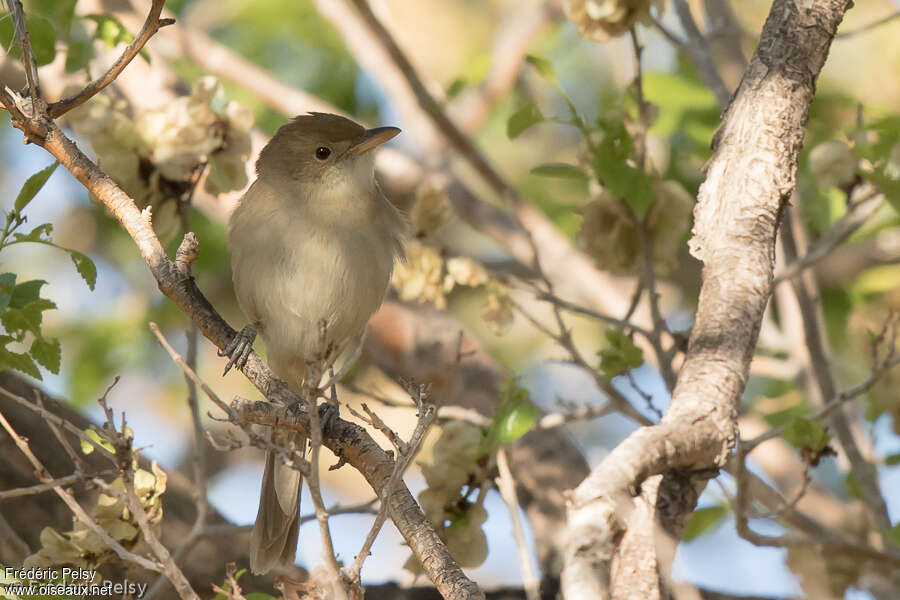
[562,1,853,597]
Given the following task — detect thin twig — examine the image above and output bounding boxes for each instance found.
[303,350,345,590]
[638,228,676,391]
[48,0,175,118]
[623,278,644,322]
[773,187,883,286]
[495,447,540,600]
[346,385,435,583]
[0,385,118,463]
[149,321,235,419]
[671,0,731,108]
[626,370,661,420]
[183,323,208,528]
[34,390,87,471]
[5,0,42,113]
[0,85,27,123]
[744,348,900,452]
[628,28,677,392]
[0,409,163,572]
[650,15,687,50]
[836,10,900,39]
[509,298,652,426]
[534,292,654,340]
[732,439,900,570]
[629,27,648,169]
[0,469,115,500]
[343,0,515,203]
[0,511,30,560]
[779,207,891,531]
[96,478,200,600]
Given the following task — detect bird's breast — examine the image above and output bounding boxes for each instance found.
[230,207,395,383]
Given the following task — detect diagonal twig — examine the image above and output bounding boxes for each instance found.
[0,409,163,572]
[47,0,175,118]
[836,10,900,39]
[496,447,540,600]
[4,0,42,112]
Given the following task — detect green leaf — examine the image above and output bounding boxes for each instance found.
[69,251,97,291]
[886,454,900,467]
[590,120,655,219]
[65,36,94,73]
[490,379,538,445]
[0,14,57,66]
[530,163,589,180]
[525,55,556,84]
[31,0,77,33]
[642,70,718,141]
[0,273,16,315]
[617,168,655,220]
[0,298,56,337]
[598,329,644,378]
[80,428,114,455]
[84,14,150,63]
[762,401,811,427]
[244,594,277,600]
[507,102,543,139]
[9,279,47,309]
[782,417,830,452]
[682,504,729,542]
[0,347,41,379]
[445,78,467,100]
[14,161,58,213]
[12,223,53,243]
[593,157,654,220]
[86,14,129,47]
[28,15,57,66]
[30,337,60,374]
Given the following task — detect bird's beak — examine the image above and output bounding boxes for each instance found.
[348,126,401,155]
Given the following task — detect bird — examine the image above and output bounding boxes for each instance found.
[220,112,406,574]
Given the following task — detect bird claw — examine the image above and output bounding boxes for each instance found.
[219,324,257,376]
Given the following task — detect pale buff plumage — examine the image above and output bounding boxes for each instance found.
[226,113,405,574]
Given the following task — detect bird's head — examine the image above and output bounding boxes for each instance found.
[255,112,400,190]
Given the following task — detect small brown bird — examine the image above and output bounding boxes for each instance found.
[221,113,405,574]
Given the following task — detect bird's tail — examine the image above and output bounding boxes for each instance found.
[250,430,304,574]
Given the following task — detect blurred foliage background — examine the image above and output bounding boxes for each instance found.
[2,0,900,597]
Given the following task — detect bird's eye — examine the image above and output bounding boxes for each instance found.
[315,146,332,160]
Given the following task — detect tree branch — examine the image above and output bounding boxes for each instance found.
[778,206,891,531]
[0,409,164,574]
[836,10,900,39]
[671,0,731,107]
[47,0,175,118]
[5,0,42,111]
[0,74,486,600]
[562,1,853,596]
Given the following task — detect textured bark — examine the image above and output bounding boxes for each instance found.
[561,1,854,598]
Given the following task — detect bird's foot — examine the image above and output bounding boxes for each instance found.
[219,324,257,375]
